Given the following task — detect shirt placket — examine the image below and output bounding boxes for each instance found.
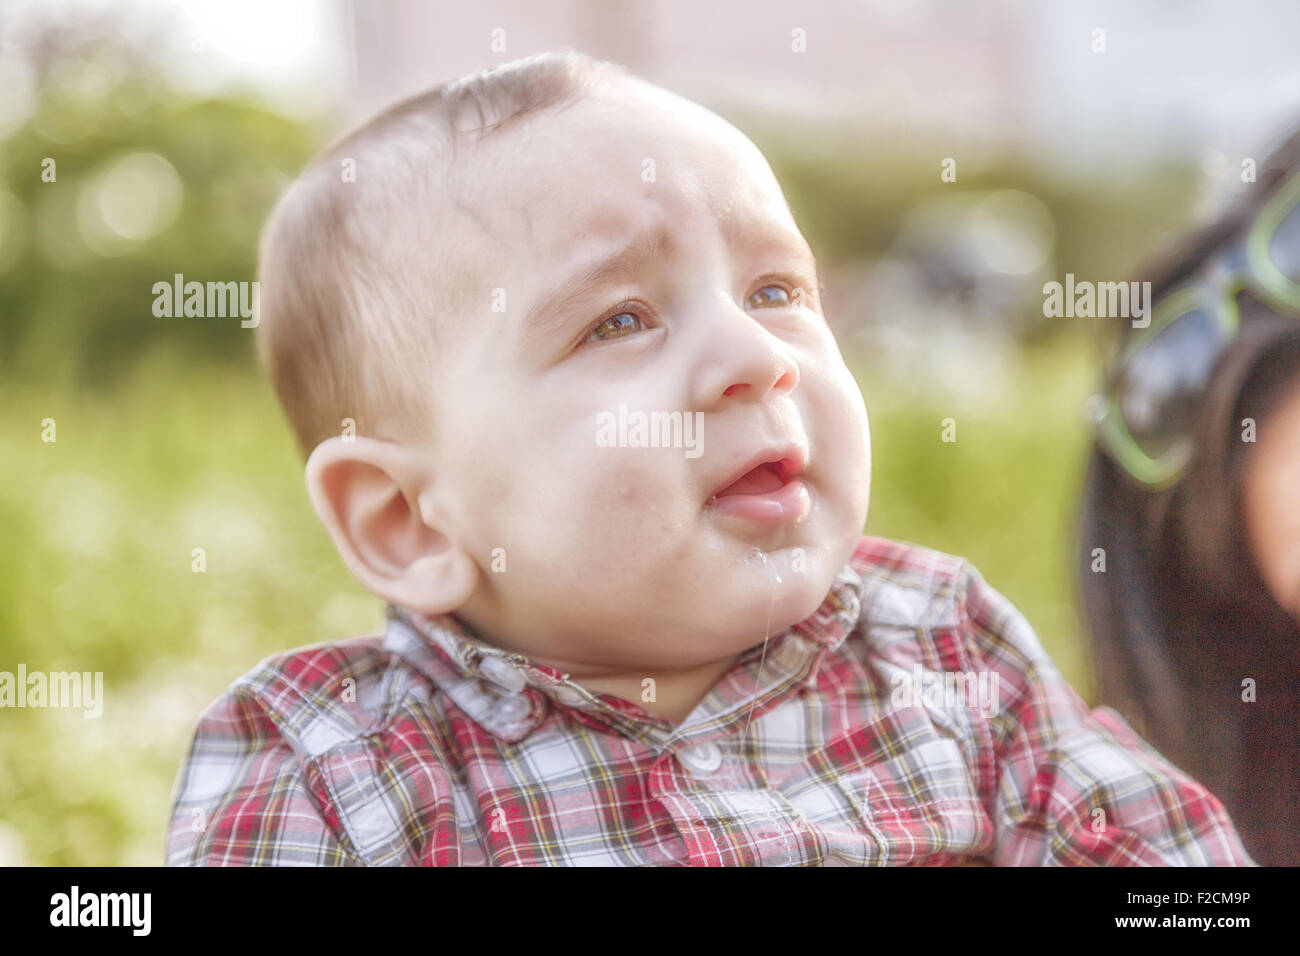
[647,631,827,866]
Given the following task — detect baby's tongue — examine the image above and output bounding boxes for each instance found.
[716,462,785,496]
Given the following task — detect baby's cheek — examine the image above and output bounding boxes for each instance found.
[803,367,866,458]
[580,457,675,530]
[535,477,669,591]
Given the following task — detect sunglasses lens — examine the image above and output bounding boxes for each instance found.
[1267,200,1300,285]
[1116,308,1228,462]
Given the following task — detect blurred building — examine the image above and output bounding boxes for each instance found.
[339,0,1300,175]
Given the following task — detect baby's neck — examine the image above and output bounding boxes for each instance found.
[576,653,743,726]
[450,605,749,726]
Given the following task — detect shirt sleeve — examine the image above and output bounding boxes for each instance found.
[954,562,1256,866]
[165,684,366,866]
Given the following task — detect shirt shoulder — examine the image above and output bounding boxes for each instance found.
[844,535,1254,865]
[165,631,450,865]
[220,633,417,754]
[845,534,1065,695]
[848,534,975,631]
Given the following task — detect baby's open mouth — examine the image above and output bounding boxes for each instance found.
[706,453,811,524]
[712,460,793,498]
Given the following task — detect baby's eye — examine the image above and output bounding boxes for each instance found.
[747,284,791,309]
[585,309,645,343]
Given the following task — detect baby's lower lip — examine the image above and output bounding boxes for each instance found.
[706,477,811,524]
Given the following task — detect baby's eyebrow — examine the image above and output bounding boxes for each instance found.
[518,219,818,349]
[520,226,675,348]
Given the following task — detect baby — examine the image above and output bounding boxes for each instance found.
[165,51,1253,866]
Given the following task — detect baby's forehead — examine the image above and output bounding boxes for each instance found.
[453,86,797,256]
[389,80,806,355]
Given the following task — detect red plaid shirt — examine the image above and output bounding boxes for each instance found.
[165,535,1255,866]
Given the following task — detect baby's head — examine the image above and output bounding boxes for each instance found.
[257,51,871,678]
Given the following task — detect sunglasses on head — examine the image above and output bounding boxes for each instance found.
[1089,168,1300,488]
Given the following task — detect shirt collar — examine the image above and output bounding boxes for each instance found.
[383,553,864,742]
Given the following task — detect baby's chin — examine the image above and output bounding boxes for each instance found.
[703,546,843,637]
[716,518,857,586]
[727,539,827,584]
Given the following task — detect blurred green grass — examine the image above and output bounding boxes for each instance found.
[0,330,1097,866]
[0,345,388,865]
[853,331,1098,692]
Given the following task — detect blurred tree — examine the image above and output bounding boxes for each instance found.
[0,13,320,388]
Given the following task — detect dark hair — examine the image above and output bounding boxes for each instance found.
[1076,124,1300,865]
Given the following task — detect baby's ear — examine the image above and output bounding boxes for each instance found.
[304,436,477,615]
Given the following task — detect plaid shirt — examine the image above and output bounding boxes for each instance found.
[165,535,1255,866]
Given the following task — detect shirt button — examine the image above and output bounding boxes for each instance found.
[478,656,527,694]
[676,741,723,776]
[489,693,533,724]
[552,685,588,707]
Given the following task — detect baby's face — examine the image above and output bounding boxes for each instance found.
[424,79,870,674]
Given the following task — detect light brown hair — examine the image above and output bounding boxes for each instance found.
[255,50,629,457]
